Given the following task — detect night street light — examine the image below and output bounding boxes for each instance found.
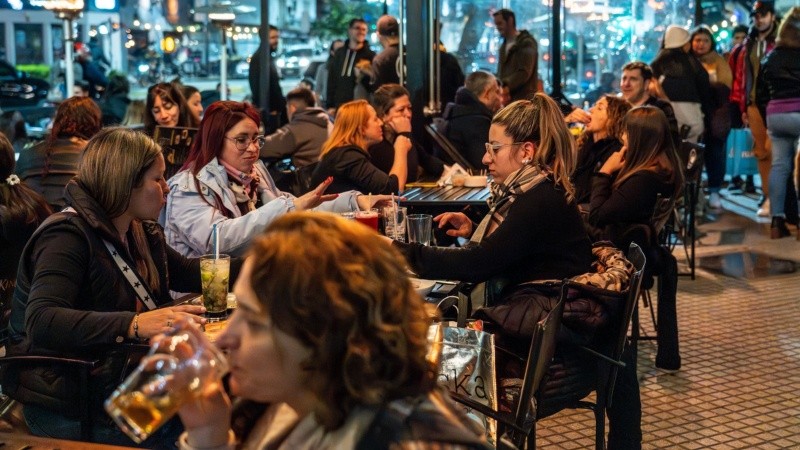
[193,1,255,101]
[43,0,84,100]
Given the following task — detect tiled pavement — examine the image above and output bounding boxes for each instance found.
[537,190,800,449]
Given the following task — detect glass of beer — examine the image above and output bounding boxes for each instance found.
[200,254,230,321]
[105,322,228,443]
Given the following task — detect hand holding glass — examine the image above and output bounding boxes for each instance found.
[105,321,228,443]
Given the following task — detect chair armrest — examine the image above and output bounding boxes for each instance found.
[577,345,626,369]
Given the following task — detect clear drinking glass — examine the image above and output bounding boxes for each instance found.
[200,254,230,321]
[383,206,407,242]
[407,214,433,245]
[105,322,229,443]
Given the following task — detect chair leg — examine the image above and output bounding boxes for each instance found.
[595,407,606,450]
[527,420,537,450]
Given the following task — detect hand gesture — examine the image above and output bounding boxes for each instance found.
[356,194,397,212]
[388,115,412,134]
[394,134,412,155]
[600,147,627,175]
[564,107,591,124]
[133,305,207,339]
[295,177,339,211]
[434,212,473,238]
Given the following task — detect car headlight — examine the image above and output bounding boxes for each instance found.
[277,59,286,68]
[299,57,310,67]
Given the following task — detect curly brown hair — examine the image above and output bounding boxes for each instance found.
[247,212,436,430]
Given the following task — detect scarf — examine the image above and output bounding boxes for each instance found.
[470,164,550,245]
[220,159,261,214]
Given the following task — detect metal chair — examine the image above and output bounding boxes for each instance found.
[425,120,477,171]
[553,243,646,450]
[449,282,567,449]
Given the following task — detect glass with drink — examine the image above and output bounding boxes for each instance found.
[382,205,407,241]
[354,209,379,231]
[200,254,230,321]
[105,322,228,443]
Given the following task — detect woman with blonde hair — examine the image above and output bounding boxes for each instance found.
[394,94,592,295]
[176,212,489,449]
[310,99,411,194]
[7,127,215,446]
[571,94,631,205]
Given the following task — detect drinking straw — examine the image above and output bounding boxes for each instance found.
[367,193,372,211]
[392,193,398,240]
[213,223,220,260]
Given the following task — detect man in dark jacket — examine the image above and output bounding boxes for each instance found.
[249,25,287,132]
[261,87,331,169]
[442,71,501,169]
[326,18,376,114]
[371,15,401,89]
[493,9,538,102]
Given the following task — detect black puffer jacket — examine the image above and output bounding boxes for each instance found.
[6,180,202,420]
[756,47,800,112]
[651,48,715,118]
[442,87,493,169]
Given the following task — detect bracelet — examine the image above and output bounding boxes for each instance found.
[133,314,140,340]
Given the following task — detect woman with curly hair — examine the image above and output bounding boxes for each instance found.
[175,212,489,449]
[16,96,102,210]
[571,94,631,206]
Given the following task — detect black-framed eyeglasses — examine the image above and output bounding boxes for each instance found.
[484,142,525,160]
[225,135,266,152]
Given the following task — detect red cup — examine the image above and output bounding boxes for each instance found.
[354,210,379,231]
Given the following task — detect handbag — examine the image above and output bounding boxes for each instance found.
[434,324,498,445]
[725,127,758,177]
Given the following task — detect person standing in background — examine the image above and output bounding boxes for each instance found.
[371,15,401,89]
[249,25,287,132]
[729,1,779,216]
[326,18,376,116]
[314,39,345,109]
[493,9,538,102]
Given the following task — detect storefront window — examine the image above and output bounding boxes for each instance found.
[14,23,44,65]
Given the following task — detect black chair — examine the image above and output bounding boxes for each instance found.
[449,282,567,449]
[425,120,477,172]
[673,140,705,279]
[552,243,646,450]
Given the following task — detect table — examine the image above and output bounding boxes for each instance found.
[0,432,138,449]
[400,185,491,209]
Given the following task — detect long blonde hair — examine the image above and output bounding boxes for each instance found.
[320,100,371,157]
[492,94,577,201]
[78,127,163,294]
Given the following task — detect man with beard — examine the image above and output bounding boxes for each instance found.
[250,25,287,132]
[729,1,779,216]
[326,18,376,115]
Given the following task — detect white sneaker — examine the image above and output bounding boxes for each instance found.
[757,199,771,217]
[709,192,722,210]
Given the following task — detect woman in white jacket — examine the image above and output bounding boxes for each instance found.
[164,101,382,257]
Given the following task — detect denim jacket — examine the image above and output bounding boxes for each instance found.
[164,158,359,257]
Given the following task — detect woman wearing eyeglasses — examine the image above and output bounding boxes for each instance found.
[393,95,592,298]
[165,101,383,258]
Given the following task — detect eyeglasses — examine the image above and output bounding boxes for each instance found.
[484,142,525,160]
[225,135,266,152]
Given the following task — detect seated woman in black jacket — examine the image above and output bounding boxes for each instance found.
[587,106,684,248]
[368,84,445,182]
[311,99,411,194]
[571,94,631,206]
[393,94,593,302]
[7,128,233,447]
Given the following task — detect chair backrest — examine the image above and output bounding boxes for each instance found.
[603,243,646,402]
[425,121,477,171]
[513,285,566,430]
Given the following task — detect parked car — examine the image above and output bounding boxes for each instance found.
[277,47,314,80]
[0,60,50,109]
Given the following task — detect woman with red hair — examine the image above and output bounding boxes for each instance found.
[16,96,102,210]
[164,101,384,257]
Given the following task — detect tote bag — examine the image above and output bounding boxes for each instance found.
[725,127,758,177]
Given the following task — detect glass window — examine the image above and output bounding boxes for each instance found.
[0,23,5,61]
[14,23,44,65]
[52,24,65,65]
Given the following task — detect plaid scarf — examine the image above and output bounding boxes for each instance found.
[470,164,550,245]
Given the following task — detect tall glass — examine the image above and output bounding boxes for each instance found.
[407,214,433,245]
[105,322,228,443]
[382,205,407,242]
[200,254,230,321]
